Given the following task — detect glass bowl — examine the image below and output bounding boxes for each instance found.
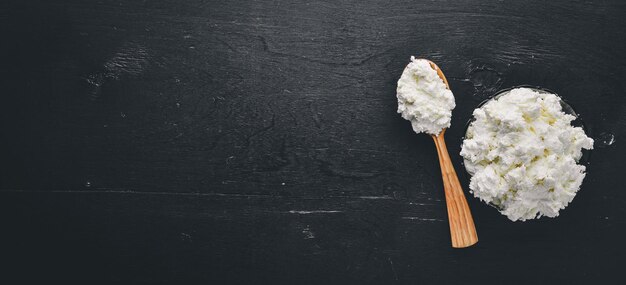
[460,86,592,211]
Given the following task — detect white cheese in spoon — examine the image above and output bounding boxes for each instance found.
[397,57,455,136]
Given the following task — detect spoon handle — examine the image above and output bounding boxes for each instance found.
[432,131,478,248]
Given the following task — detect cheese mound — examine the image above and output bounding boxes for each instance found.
[397,57,455,136]
[460,88,593,221]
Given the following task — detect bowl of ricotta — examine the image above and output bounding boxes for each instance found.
[460,87,594,221]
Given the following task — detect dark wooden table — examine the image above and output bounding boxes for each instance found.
[2,0,625,283]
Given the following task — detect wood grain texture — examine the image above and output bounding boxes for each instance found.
[2,0,626,284]
[432,131,478,248]
[427,60,478,248]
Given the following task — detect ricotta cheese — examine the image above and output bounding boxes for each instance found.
[460,87,594,221]
[397,57,455,136]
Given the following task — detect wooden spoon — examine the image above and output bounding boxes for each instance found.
[426,60,478,248]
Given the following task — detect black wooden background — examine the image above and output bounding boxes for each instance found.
[2,0,625,284]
